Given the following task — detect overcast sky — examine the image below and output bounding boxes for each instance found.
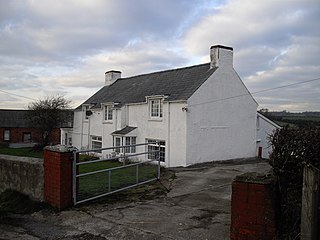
[0,0,319,111]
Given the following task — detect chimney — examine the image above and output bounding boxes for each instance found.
[105,70,121,86]
[210,45,233,68]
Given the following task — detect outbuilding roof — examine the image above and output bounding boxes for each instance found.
[79,63,217,109]
[0,109,74,128]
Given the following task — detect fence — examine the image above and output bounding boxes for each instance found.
[301,164,319,240]
[73,142,161,205]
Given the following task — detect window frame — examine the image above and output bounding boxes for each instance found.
[114,136,121,153]
[91,135,102,153]
[23,132,31,143]
[146,139,165,162]
[124,136,137,153]
[3,129,10,141]
[103,105,113,122]
[149,98,163,119]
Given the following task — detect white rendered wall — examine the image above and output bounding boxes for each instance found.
[127,102,187,167]
[186,66,258,165]
[72,110,87,150]
[72,102,187,167]
[256,114,280,159]
[72,108,119,151]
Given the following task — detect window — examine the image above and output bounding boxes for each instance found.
[104,105,113,121]
[23,132,31,143]
[4,130,10,141]
[256,117,260,130]
[91,136,102,152]
[64,133,68,145]
[150,99,163,118]
[124,136,136,153]
[147,139,165,162]
[115,137,121,153]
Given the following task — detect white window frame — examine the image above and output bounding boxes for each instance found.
[146,139,165,162]
[91,135,102,153]
[124,136,136,153]
[4,129,10,141]
[149,98,163,119]
[103,105,113,122]
[114,136,121,153]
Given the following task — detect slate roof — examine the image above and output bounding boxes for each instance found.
[0,109,74,128]
[78,63,217,109]
[111,126,137,135]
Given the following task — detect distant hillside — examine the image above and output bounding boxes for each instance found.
[259,110,320,127]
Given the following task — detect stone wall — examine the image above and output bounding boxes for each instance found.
[0,154,43,201]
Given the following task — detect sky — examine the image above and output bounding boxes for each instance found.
[0,0,319,112]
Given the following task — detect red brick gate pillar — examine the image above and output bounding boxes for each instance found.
[230,173,278,240]
[43,145,75,210]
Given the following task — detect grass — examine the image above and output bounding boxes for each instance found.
[77,159,159,201]
[0,146,43,158]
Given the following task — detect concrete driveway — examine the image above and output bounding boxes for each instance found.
[0,160,271,240]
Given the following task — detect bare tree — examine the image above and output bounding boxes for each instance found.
[28,95,71,146]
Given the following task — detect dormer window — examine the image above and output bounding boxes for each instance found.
[150,99,163,118]
[103,105,113,122]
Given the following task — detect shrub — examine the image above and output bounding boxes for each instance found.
[269,126,320,239]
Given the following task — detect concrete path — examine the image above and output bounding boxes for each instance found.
[0,160,271,240]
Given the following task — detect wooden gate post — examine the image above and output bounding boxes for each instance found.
[43,145,75,210]
[301,164,320,240]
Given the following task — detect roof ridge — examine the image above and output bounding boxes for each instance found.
[117,62,210,81]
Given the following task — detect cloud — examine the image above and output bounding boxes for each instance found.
[0,0,319,111]
[183,0,320,111]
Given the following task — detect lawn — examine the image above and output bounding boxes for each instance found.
[77,159,159,201]
[0,146,43,158]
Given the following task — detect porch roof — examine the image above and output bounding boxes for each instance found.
[111,126,137,135]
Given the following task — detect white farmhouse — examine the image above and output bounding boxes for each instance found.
[67,45,279,167]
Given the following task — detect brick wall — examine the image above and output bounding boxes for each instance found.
[0,127,61,145]
[43,146,74,210]
[230,178,277,240]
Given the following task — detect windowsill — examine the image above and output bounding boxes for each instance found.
[148,118,163,122]
[103,121,113,124]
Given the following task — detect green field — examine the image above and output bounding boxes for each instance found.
[267,115,320,128]
[0,146,43,158]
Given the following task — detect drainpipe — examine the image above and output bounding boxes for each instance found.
[87,115,91,149]
[167,101,171,167]
[115,108,118,131]
[80,111,84,149]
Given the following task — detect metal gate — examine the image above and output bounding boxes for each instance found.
[72,142,161,205]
